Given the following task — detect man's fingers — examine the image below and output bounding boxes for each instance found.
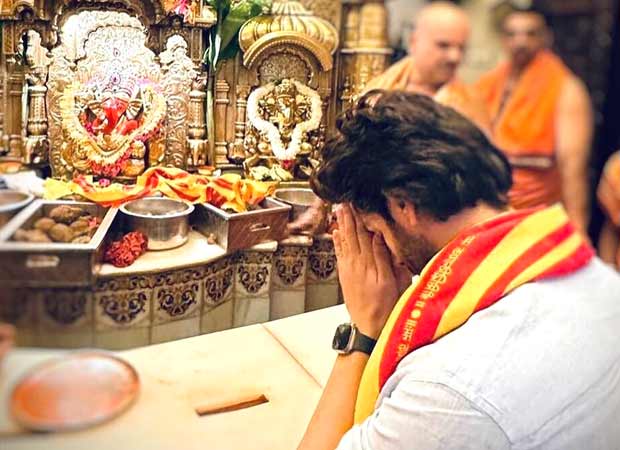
[372,233,395,282]
[337,204,360,254]
[333,229,344,259]
[353,208,373,255]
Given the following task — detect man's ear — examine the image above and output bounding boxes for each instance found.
[386,195,418,231]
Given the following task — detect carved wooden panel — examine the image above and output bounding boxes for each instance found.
[542,0,616,126]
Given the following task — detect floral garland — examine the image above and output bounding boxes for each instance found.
[246,80,323,161]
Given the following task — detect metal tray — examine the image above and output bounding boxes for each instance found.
[193,198,291,251]
[0,200,118,287]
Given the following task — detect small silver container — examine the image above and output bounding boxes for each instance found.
[120,198,194,251]
[0,190,34,228]
[273,188,318,221]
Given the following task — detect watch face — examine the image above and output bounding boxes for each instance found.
[332,323,352,351]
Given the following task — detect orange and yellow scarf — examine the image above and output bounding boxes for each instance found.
[44,167,275,212]
[355,204,593,423]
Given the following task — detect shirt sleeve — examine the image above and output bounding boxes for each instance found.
[337,379,511,450]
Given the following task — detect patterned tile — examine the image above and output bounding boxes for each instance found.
[203,256,235,309]
[272,245,308,290]
[152,268,204,324]
[95,275,152,292]
[95,290,151,330]
[235,251,274,298]
[0,288,38,328]
[307,237,338,283]
[37,288,93,332]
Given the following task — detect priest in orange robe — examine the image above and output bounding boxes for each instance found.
[363,1,492,136]
[475,3,593,234]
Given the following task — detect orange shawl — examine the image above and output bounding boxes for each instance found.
[355,204,593,423]
[475,50,570,209]
[363,56,492,135]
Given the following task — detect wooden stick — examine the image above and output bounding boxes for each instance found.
[194,393,269,416]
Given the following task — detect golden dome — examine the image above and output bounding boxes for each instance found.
[239,0,339,70]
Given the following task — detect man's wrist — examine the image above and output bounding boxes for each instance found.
[332,323,378,355]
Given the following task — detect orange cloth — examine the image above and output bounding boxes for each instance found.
[44,167,275,212]
[363,56,492,135]
[475,50,570,209]
[355,204,593,423]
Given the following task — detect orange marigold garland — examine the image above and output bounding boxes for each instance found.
[104,231,149,268]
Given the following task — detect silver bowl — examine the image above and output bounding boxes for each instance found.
[273,188,318,221]
[0,190,35,228]
[120,198,194,251]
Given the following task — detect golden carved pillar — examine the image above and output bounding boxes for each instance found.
[214,77,230,166]
[343,5,360,48]
[24,65,48,165]
[339,1,391,112]
[318,86,331,145]
[187,74,208,167]
[5,61,25,160]
[0,66,4,153]
[229,84,250,163]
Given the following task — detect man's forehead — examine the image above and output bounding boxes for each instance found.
[420,22,469,44]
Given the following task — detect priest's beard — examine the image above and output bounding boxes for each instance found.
[391,221,438,275]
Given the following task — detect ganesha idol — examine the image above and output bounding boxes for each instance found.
[59,69,167,179]
[243,79,325,182]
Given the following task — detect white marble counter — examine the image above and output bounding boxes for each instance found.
[0,305,350,450]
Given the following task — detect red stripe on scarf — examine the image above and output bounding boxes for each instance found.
[474,221,574,311]
[535,243,594,280]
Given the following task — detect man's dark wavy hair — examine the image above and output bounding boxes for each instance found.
[311,90,512,222]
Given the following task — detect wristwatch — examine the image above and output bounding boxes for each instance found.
[332,323,377,355]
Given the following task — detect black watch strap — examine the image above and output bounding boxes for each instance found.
[352,330,377,356]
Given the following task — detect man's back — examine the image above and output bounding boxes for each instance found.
[339,258,620,449]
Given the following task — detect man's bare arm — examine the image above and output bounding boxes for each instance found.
[555,75,593,234]
[298,205,401,450]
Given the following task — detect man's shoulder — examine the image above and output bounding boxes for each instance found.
[558,73,591,107]
[386,258,620,444]
[394,258,620,378]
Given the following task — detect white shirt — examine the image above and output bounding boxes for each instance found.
[338,258,620,450]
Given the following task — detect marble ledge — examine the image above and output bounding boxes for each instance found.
[279,234,313,247]
[96,231,227,279]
